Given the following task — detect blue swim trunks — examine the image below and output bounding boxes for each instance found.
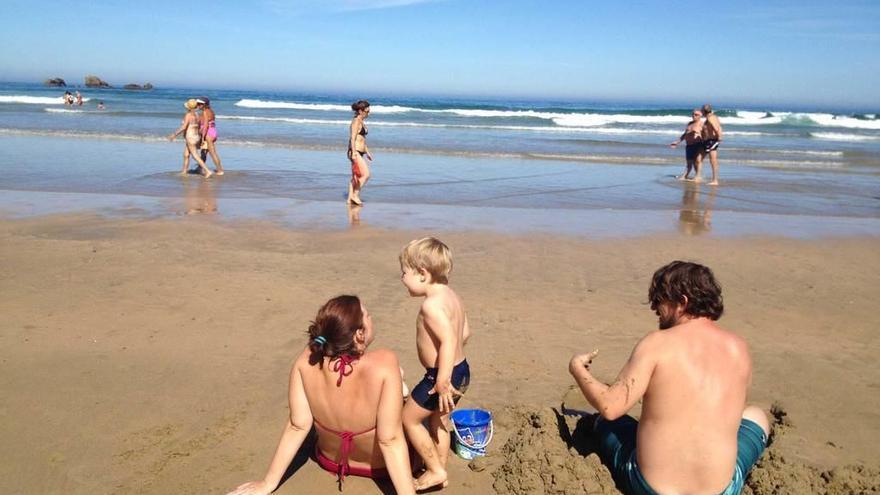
[410,359,470,411]
[594,415,767,495]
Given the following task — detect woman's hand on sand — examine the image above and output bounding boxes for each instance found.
[225,480,273,495]
[569,349,599,375]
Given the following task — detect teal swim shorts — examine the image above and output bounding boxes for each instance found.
[594,415,767,495]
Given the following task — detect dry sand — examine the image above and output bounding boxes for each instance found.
[1,214,878,494]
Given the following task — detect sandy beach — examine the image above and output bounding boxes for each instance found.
[1,213,878,494]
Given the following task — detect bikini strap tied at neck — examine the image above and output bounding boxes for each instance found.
[332,354,357,387]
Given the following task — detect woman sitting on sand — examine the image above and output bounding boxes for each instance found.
[168,99,212,178]
[347,100,373,205]
[227,295,415,495]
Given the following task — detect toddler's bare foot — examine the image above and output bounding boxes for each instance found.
[414,469,447,491]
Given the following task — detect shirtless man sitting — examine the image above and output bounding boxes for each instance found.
[569,261,769,495]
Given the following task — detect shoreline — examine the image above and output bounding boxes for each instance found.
[2,190,880,239]
[1,214,878,493]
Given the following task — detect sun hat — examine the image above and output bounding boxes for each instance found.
[184,99,198,110]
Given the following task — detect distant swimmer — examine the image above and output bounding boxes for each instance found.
[168,99,213,178]
[97,101,105,110]
[700,104,723,185]
[196,97,224,175]
[63,91,74,106]
[670,109,705,181]
[75,91,83,106]
[347,100,373,206]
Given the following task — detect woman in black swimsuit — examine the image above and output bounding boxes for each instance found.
[347,100,373,205]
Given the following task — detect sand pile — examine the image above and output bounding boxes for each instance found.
[743,404,880,495]
[493,403,879,495]
[492,407,618,495]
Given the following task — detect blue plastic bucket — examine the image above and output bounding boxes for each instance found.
[450,408,493,460]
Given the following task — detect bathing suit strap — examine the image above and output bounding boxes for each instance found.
[331,354,358,387]
[313,419,376,483]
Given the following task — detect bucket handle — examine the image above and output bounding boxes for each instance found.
[451,417,494,450]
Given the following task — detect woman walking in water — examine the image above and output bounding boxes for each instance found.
[168,99,212,178]
[347,100,373,205]
[197,97,224,175]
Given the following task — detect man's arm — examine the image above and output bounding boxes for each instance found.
[569,333,659,420]
[422,299,459,413]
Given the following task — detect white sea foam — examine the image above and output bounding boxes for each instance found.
[726,111,783,125]
[219,115,352,125]
[217,114,782,138]
[234,99,414,114]
[552,114,688,127]
[1,95,65,105]
[811,132,880,142]
[233,100,880,131]
[0,95,91,105]
[45,108,88,114]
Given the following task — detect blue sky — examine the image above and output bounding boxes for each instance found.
[1,0,878,107]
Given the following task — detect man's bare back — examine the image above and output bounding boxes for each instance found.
[570,261,769,495]
[703,112,722,141]
[635,319,750,494]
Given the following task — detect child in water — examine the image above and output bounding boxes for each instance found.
[399,237,471,490]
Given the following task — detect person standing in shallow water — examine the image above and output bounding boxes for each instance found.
[699,103,723,185]
[347,100,373,205]
[569,261,770,495]
[670,109,705,181]
[168,99,212,178]
[197,97,224,175]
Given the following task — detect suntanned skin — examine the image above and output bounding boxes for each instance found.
[227,305,416,495]
[198,104,224,175]
[670,109,705,181]
[168,109,212,178]
[347,108,373,205]
[569,301,770,495]
[699,105,723,185]
[400,265,471,491]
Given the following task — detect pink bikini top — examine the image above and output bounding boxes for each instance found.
[313,354,376,482]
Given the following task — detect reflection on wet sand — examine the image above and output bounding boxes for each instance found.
[182,175,218,215]
[678,183,716,235]
[347,203,363,227]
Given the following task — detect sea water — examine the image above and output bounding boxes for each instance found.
[1,82,878,237]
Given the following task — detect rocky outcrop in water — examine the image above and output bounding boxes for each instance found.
[44,78,67,87]
[84,75,111,88]
[123,83,154,90]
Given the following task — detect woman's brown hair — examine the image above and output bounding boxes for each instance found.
[351,100,370,113]
[307,295,364,364]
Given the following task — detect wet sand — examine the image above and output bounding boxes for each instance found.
[1,214,878,494]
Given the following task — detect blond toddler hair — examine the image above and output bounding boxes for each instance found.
[399,237,452,284]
